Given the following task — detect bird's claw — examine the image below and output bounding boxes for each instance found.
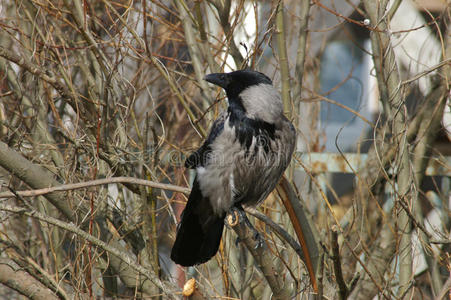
[252,230,264,249]
[226,208,241,227]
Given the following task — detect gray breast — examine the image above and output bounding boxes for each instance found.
[197,116,295,216]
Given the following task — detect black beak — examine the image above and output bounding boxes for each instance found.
[204,73,230,89]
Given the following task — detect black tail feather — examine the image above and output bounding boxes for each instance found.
[171,178,225,266]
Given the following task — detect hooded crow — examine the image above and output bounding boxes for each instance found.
[171,70,296,266]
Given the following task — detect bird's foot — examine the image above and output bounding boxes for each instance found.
[227,206,264,249]
[226,207,241,227]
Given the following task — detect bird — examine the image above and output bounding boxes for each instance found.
[170,70,296,266]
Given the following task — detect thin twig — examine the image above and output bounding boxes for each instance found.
[0,46,82,114]
[0,176,190,198]
[245,207,305,261]
[100,0,206,137]
[330,225,348,300]
[175,0,211,104]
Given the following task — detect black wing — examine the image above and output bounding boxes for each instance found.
[185,115,225,169]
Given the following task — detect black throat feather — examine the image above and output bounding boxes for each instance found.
[228,97,275,153]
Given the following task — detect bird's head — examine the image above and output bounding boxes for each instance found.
[204,70,272,99]
[204,70,282,122]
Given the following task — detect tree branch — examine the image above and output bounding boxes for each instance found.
[275,2,292,117]
[211,0,244,68]
[0,176,190,198]
[245,207,305,262]
[227,208,293,299]
[0,141,75,220]
[276,176,319,292]
[0,258,59,300]
[330,225,348,300]
[0,204,176,298]
[0,46,83,115]
[348,223,396,300]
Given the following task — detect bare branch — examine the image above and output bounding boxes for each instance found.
[330,225,348,300]
[245,207,305,262]
[0,176,190,198]
[276,176,320,293]
[0,204,176,298]
[227,208,293,299]
[274,2,292,117]
[0,141,75,220]
[0,46,83,115]
[0,258,60,300]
